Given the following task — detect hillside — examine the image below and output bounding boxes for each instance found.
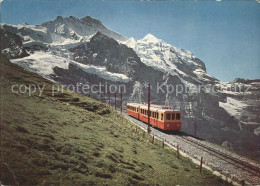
[0,53,230,185]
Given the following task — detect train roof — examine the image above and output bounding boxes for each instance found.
[126,103,143,107]
[127,103,180,112]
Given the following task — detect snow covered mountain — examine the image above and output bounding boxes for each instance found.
[1,15,127,49]
[1,15,260,159]
[123,33,217,85]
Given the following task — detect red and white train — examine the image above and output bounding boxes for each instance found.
[126,103,181,131]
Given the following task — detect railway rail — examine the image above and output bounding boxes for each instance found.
[176,135,260,177]
[118,110,260,185]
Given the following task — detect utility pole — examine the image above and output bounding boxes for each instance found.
[100,94,103,103]
[108,88,110,106]
[114,92,116,110]
[147,83,151,133]
[120,87,122,113]
[194,117,197,137]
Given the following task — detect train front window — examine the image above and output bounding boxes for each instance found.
[172,113,175,120]
[176,113,180,120]
[166,113,171,120]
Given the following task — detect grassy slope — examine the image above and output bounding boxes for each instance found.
[0,53,230,185]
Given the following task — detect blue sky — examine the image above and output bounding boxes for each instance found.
[1,0,260,82]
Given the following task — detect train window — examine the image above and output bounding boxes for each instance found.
[145,110,147,116]
[152,112,154,118]
[172,113,175,120]
[156,112,158,119]
[176,113,180,120]
[166,113,171,120]
[161,113,164,121]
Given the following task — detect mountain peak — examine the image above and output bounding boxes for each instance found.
[142,33,160,43]
[56,16,63,20]
[80,16,103,26]
[90,31,118,46]
[125,37,137,48]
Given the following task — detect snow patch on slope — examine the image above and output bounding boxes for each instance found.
[254,127,260,136]
[219,97,248,118]
[70,61,131,83]
[10,51,130,83]
[10,51,69,77]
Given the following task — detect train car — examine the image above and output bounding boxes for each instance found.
[126,103,181,131]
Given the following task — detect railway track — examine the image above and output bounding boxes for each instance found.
[118,110,260,185]
[175,135,260,177]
